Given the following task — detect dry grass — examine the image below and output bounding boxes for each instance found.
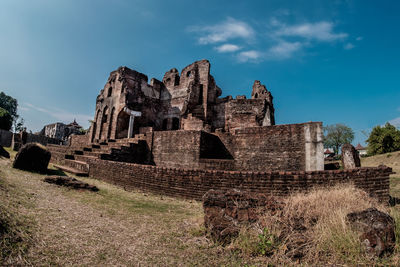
[230,184,398,266]
[362,150,400,198]
[0,165,35,265]
[362,150,400,175]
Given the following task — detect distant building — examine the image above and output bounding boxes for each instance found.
[41,119,83,141]
[355,143,367,156]
[324,148,335,159]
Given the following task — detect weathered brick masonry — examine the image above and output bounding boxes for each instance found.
[86,158,392,202]
[47,59,389,203]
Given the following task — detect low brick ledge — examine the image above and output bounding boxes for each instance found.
[85,158,393,176]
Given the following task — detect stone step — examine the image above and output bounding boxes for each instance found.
[53,163,89,177]
[74,154,97,163]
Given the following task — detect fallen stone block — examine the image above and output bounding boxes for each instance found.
[347,207,395,257]
[13,143,51,173]
[203,189,284,243]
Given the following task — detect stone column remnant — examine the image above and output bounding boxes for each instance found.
[341,143,361,169]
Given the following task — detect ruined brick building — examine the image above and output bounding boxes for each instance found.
[47,59,391,202]
[51,59,323,173]
[88,59,275,141]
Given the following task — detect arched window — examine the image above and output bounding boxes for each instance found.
[186,71,192,77]
[254,93,258,98]
[107,87,112,97]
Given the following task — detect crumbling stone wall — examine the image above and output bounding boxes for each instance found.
[68,134,89,148]
[203,189,284,241]
[0,129,12,147]
[86,157,392,203]
[225,99,273,133]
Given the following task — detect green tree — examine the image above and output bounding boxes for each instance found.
[366,123,400,155]
[13,117,25,132]
[324,123,355,155]
[0,92,18,123]
[0,107,13,131]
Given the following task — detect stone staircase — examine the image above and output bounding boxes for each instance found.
[48,134,149,176]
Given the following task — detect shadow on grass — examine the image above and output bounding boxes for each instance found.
[46,168,67,176]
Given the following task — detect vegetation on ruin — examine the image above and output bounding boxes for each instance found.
[324,123,354,155]
[367,123,400,156]
[1,148,400,265]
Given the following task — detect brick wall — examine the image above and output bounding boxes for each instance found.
[69,134,89,148]
[215,122,323,171]
[225,99,266,132]
[25,133,60,145]
[151,130,201,169]
[0,129,12,147]
[87,157,392,202]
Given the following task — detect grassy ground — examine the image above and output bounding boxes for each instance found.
[362,150,400,198]
[0,148,269,266]
[2,148,400,265]
[362,150,400,175]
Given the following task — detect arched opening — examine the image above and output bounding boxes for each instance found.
[172,117,180,130]
[254,93,258,98]
[107,87,112,97]
[186,70,192,77]
[162,118,168,130]
[198,84,203,104]
[107,107,115,139]
[116,110,130,139]
[99,106,109,140]
[92,110,101,142]
[174,76,180,86]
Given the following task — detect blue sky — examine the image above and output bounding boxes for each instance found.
[0,0,399,145]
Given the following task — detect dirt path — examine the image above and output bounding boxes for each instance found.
[0,159,246,266]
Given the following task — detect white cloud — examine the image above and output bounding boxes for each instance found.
[24,102,92,125]
[190,18,255,44]
[267,41,302,59]
[356,36,363,41]
[189,18,351,64]
[19,106,30,111]
[344,43,355,50]
[237,50,262,62]
[389,117,400,127]
[25,102,50,113]
[215,44,241,53]
[275,21,348,42]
